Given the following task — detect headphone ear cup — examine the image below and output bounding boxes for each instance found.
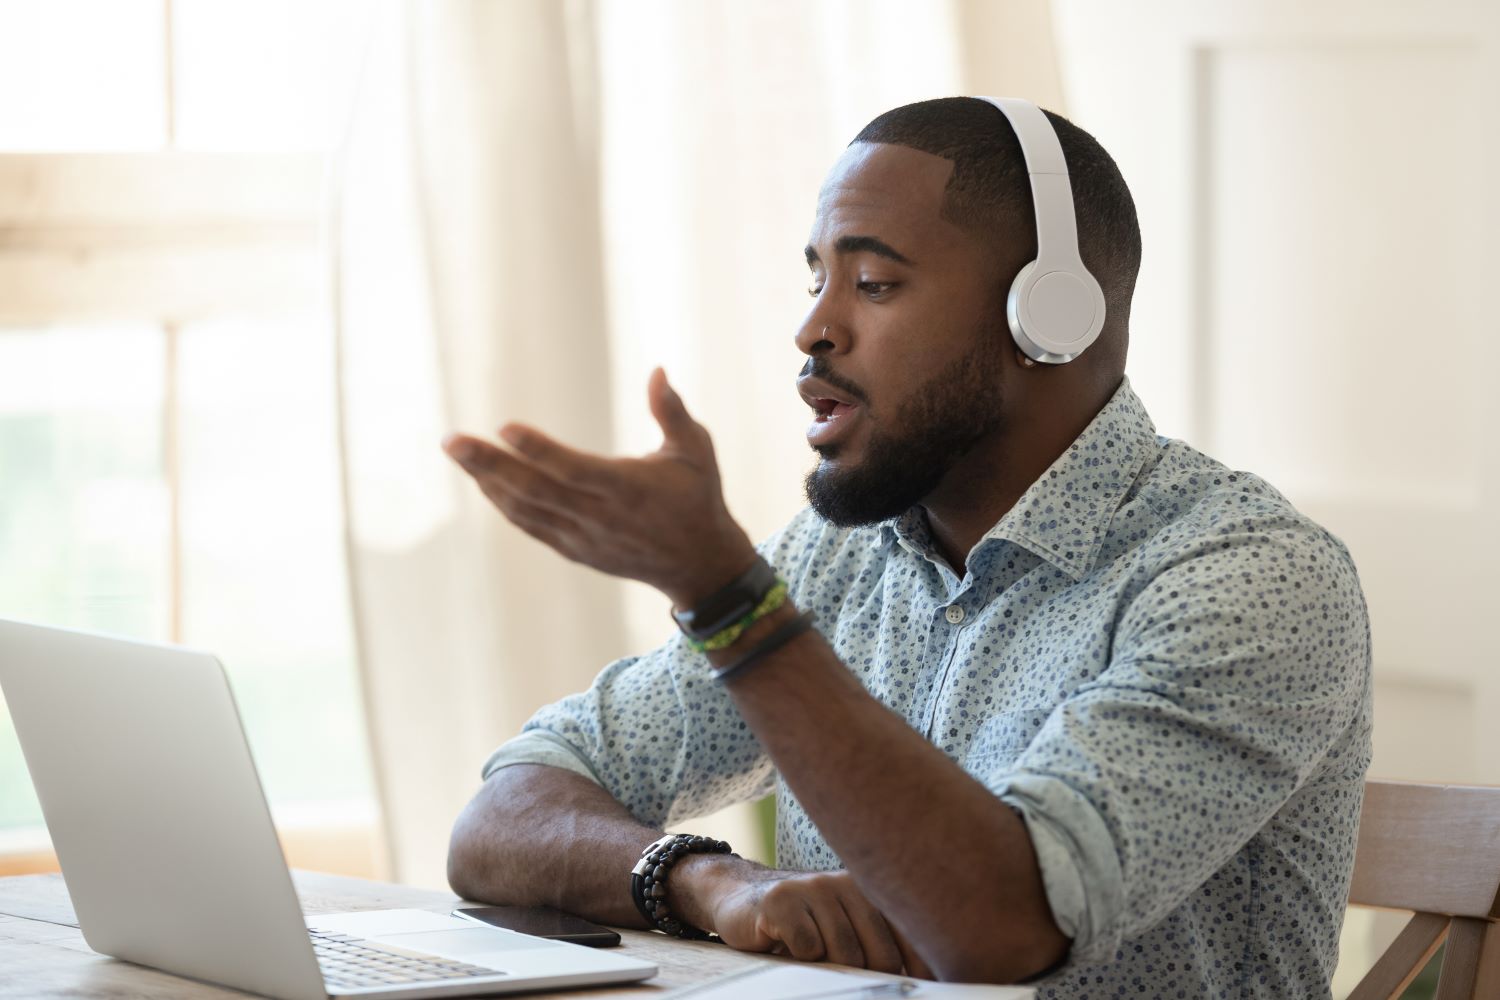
[1007,259,1105,364]
[1006,260,1037,351]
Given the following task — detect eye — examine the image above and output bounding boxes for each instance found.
[807,282,823,299]
[858,281,895,298]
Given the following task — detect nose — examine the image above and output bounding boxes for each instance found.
[794,308,848,357]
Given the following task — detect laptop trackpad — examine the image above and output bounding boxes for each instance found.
[380,927,566,958]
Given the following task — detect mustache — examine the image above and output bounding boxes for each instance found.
[798,357,869,406]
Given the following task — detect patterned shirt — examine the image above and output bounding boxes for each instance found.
[481,378,1373,999]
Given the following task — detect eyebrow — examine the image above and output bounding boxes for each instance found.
[804,235,916,267]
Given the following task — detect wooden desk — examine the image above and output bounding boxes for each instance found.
[0,870,814,998]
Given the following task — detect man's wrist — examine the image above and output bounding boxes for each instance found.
[704,602,800,670]
[665,851,754,934]
[663,539,760,611]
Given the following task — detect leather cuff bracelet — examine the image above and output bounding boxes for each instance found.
[630,833,735,939]
[671,556,782,650]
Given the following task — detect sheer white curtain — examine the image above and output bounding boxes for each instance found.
[334,0,1064,887]
[333,0,624,888]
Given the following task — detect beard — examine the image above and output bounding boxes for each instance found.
[803,331,1005,528]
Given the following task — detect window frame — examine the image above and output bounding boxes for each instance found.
[0,152,380,878]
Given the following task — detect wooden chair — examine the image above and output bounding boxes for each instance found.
[1346,781,1500,1000]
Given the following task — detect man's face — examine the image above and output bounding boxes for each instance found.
[798,142,1008,527]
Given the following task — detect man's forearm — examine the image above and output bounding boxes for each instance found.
[448,762,920,971]
[708,604,1070,983]
[447,763,663,926]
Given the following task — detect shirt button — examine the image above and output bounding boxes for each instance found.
[944,605,965,624]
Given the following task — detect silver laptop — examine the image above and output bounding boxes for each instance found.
[0,618,657,999]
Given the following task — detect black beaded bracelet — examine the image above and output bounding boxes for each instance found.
[630,833,735,939]
[711,611,817,684]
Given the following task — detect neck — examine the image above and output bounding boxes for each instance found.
[921,392,1111,578]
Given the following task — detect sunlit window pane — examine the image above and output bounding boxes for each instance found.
[176,319,372,806]
[171,0,366,151]
[0,326,170,829]
[0,0,166,150]
[0,326,170,635]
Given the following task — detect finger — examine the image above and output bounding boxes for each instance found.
[833,893,904,975]
[444,433,597,516]
[803,892,865,969]
[450,439,585,536]
[889,923,935,980]
[759,904,825,963]
[497,424,614,496]
[505,507,579,559]
[647,367,702,449]
[470,475,584,553]
[442,432,482,462]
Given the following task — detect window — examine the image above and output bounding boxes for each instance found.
[0,0,377,875]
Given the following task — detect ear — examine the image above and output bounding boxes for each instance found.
[1014,348,1038,369]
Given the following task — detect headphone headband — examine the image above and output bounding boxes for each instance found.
[974,96,1106,364]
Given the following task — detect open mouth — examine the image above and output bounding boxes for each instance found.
[811,398,857,421]
[805,398,861,448]
[797,374,864,447]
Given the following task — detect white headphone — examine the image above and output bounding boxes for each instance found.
[975,97,1106,365]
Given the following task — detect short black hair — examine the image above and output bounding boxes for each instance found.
[852,97,1141,324]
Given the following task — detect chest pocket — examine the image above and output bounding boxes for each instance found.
[960,708,1052,780]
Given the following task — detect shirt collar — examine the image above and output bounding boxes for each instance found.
[875,377,1158,582]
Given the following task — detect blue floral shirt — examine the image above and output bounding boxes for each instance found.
[482,378,1373,999]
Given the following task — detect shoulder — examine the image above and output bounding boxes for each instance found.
[1133,437,1359,583]
[1116,439,1370,685]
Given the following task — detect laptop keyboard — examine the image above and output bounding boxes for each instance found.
[310,929,503,991]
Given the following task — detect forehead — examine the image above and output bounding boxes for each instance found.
[809,142,964,256]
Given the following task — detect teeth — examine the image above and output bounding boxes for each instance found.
[807,396,853,418]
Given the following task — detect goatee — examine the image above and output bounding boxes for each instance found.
[804,339,1004,527]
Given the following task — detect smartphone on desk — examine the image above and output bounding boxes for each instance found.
[451,905,622,947]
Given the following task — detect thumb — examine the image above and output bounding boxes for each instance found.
[648,367,701,448]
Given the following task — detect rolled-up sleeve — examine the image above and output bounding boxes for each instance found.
[482,729,601,783]
[985,517,1371,964]
[479,636,776,828]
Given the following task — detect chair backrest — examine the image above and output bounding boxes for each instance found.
[1346,780,1500,1000]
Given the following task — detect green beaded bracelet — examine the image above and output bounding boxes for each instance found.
[688,579,789,652]
[711,611,816,683]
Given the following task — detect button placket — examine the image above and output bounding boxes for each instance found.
[921,602,971,739]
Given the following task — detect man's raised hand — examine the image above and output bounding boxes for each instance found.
[442,367,758,608]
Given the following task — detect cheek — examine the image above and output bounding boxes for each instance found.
[868,310,986,378]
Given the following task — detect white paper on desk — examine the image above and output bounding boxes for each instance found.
[664,963,1036,999]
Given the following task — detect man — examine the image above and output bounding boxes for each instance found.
[443,97,1372,998]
